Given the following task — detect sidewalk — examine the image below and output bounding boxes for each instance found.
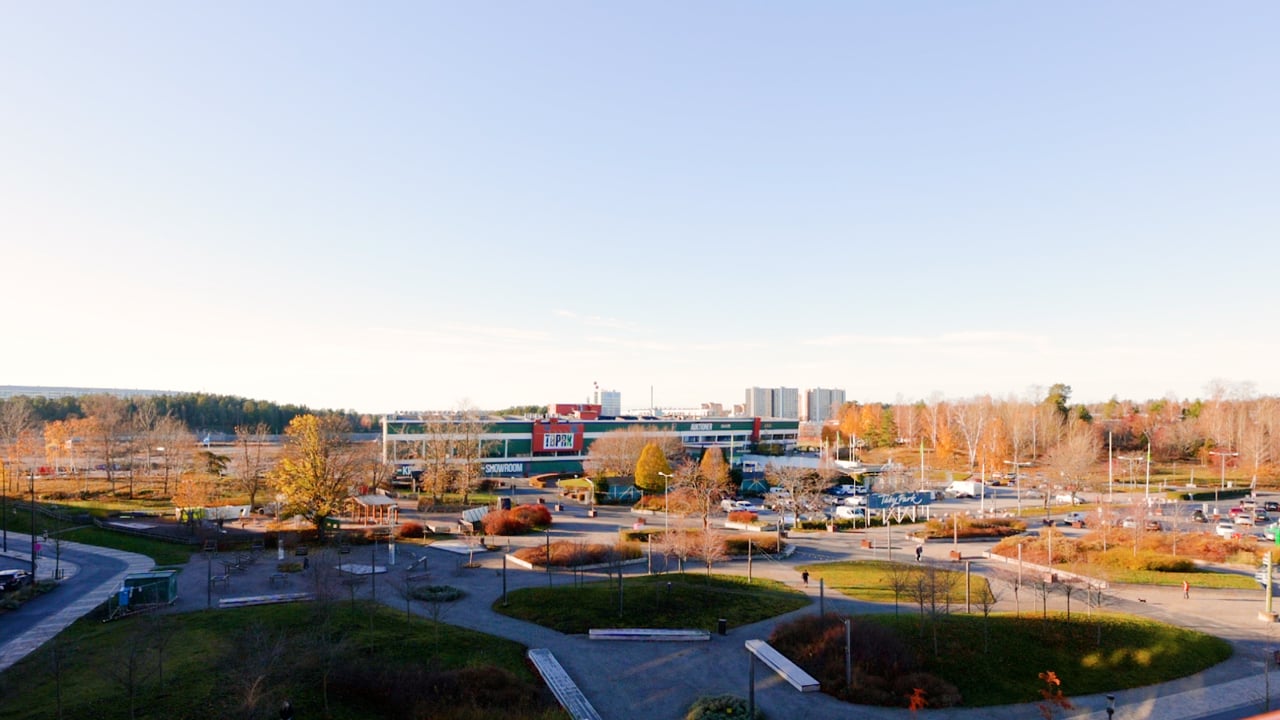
[376,520,1278,720]
[0,534,153,673]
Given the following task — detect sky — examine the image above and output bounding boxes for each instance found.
[2,2,1277,414]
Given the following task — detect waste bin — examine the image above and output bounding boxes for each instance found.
[717,618,727,636]
[499,497,512,511]
[555,503,564,512]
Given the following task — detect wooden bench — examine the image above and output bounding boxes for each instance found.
[527,649,602,720]
[588,628,710,642]
[745,639,819,692]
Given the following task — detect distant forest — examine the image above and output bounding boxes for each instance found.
[4,392,373,435]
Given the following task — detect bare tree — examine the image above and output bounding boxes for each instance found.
[1043,429,1100,499]
[885,561,915,616]
[673,449,733,531]
[950,397,992,470]
[81,394,130,492]
[584,425,685,481]
[452,409,492,504]
[229,622,287,714]
[233,423,273,510]
[151,415,191,496]
[697,529,728,578]
[974,577,1001,653]
[0,397,35,494]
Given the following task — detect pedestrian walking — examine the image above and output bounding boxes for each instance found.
[1183,579,1190,599]
[915,545,923,562]
[801,571,810,586]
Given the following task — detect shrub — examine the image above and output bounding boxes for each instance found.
[411,584,464,602]
[634,494,667,512]
[511,540,642,567]
[620,528,663,542]
[397,521,425,539]
[482,510,530,536]
[511,503,552,528]
[277,562,303,573]
[727,510,759,524]
[685,694,763,720]
[724,534,781,555]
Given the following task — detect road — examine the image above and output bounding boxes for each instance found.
[0,535,152,673]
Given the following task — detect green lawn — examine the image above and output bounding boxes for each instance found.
[872,612,1231,706]
[2,508,194,566]
[1100,567,1259,589]
[495,572,809,634]
[798,560,993,604]
[0,601,566,720]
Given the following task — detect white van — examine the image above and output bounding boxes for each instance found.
[1063,511,1088,526]
[834,506,865,520]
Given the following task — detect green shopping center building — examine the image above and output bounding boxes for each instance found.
[380,409,800,478]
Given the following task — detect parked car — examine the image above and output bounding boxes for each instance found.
[1229,506,1245,517]
[0,569,32,592]
[1063,511,1089,527]
[1265,501,1280,513]
[833,505,865,520]
[1144,519,1164,532]
[1255,509,1271,523]
[1217,522,1239,539]
[1191,509,1208,523]
[1121,517,1138,529]
[721,499,760,513]
[1234,513,1256,526]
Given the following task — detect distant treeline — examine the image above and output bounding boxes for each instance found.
[5,392,372,435]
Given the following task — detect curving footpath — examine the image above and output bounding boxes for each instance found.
[0,534,153,673]
[388,520,1278,720]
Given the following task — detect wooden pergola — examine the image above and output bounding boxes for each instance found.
[347,494,399,525]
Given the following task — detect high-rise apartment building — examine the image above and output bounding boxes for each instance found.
[802,387,846,423]
[593,388,622,417]
[744,386,800,419]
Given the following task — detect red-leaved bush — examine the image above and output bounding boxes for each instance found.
[727,511,759,524]
[511,504,552,527]
[481,504,553,536]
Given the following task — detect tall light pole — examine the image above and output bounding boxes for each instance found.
[29,469,37,579]
[1210,450,1239,507]
[657,471,674,540]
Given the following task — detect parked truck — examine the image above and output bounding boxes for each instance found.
[944,480,984,498]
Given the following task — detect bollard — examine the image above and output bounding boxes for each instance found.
[718,618,727,636]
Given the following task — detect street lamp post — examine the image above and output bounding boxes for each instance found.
[29,469,37,579]
[1210,450,1239,508]
[657,471,674,541]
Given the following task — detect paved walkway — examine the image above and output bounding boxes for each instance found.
[4,498,1276,719]
[0,534,153,673]
[385,502,1280,720]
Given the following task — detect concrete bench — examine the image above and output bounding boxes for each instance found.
[588,628,711,642]
[745,639,819,692]
[527,648,602,720]
[218,592,315,609]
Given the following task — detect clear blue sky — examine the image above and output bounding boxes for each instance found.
[2,2,1276,413]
